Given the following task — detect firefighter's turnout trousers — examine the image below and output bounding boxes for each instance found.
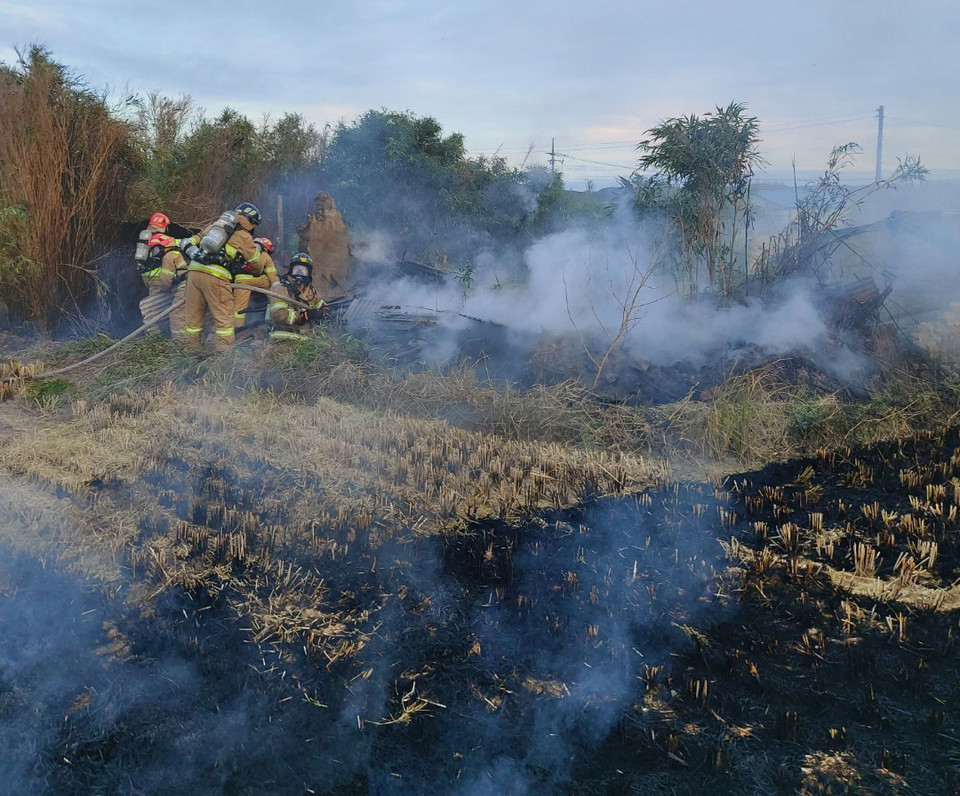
[169,282,187,336]
[140,247,187,332]
[183,266,235,351]
[268,283,325,342]
[233,272,272,328]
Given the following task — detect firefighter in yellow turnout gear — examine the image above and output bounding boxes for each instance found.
[233,237,277,329]
[268,252,328,341]
[180,202,262,350]
[143,212,170,240]
[134,212,170,268]
[139,233,188,331]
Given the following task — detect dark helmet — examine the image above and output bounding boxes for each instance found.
[288,252,313,284]
[235,202,262,226]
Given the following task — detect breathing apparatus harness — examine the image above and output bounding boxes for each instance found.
[275,274,307,325]
[138,238,182,277]
[275,253,326,325]
[181,205,259,280]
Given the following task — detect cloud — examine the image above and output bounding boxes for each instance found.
[0,1,66,31]
[3,0,957,189]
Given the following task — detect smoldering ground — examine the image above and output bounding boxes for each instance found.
[439,494,726,792]
[0,545,344,794]
[0,455,730,794]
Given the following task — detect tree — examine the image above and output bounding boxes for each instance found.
[754,143,928,284]
[262,112,325,179]
[131,91,194,213]
[173,108,265,223]
[322,110,467,243]
[322,109,539,267]
[630,102,765,296]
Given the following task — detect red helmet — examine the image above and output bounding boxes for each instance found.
[254,237,274,253]
[149,212,170,229]
[148,233,174,248]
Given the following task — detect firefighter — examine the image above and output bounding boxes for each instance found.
[268,252,328,342]
[146,212,169,235]
[233,236,277,329]
[133,212,170,272]
[138,233,188,332]
[180,202,262,351]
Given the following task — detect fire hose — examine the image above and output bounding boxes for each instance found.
[232,283,314,312]
[1,284,318,383]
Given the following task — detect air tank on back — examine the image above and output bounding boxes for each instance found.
[134,229,151,264]
[199,210,239,256]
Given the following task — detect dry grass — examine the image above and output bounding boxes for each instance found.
[914,302,960,366]
[657,368,795,463]
[0,382,663,578]
[649,362,960,472]
[6,326,960,488]
[0,48,137,326]
[250,340,653,454]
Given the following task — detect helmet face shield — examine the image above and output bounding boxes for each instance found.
[290,264,311,283]
[287,252,313,284]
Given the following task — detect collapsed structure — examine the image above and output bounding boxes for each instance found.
[297,193,353,301]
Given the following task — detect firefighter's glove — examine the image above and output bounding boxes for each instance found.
[306,308,325,324]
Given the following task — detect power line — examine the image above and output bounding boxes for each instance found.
[763,111,881,125]
[763,114,876,133]
[560,141,638,151]
[886,115,958,130]
[555,152,635,169]
[467,109,915,171]
[468,112,886,156]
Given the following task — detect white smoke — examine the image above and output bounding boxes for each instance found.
[358,181,960,382]
[364,214,834,370]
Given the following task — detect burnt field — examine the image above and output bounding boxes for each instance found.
[1,381,959,793]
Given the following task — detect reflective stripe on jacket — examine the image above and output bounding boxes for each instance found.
[186,223,261,280]
[187,261,233,280]
[268,280,325,338]
[143,249,187,290]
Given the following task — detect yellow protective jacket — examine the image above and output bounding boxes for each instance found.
[142,246,188,293]
[234,249,276,286]
[185,222,261,282]
[233,250,277,328]
[268,281,326,341]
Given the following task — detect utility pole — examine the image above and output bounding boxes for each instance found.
[549,138,556,173]
[875,105,884,182]
[277,194,284,259]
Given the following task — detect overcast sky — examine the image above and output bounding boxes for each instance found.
[3,0,958,188]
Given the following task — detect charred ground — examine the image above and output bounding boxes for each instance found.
[1,341,960,792]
